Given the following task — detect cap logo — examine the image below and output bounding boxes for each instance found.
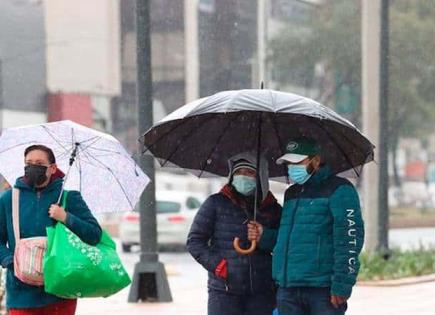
[286,142,298,152]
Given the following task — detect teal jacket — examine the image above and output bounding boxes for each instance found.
[259,167,364,297]
[0,177,102,309]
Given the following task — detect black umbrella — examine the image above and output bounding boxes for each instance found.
[142,89,375,253]
[143,89,374,179]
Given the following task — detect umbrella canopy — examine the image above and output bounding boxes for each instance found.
[0,120,149,214]
[143,89,375,180]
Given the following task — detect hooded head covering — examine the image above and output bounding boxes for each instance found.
[228,152,269,202]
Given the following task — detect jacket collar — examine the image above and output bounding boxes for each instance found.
[14,176,63,193]
[295,165,332,188]
[220,184,277,210]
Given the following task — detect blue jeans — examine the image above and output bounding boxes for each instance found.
[208,289,275,315]
[277,287,347,315]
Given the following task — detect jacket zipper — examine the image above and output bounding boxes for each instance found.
[282,186,304,284]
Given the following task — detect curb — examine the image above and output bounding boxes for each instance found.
[357,273,435,287]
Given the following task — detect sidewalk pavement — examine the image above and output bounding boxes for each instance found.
[76,252,435,315]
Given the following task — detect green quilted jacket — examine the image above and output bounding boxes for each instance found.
[259,167,364,297]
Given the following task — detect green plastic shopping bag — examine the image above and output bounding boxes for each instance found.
[43,192,131,298]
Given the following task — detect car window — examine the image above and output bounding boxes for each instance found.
[156,201,181,213]
[186,197,201,209]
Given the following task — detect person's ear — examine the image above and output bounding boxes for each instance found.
[48,163,57,175]
[312,155,321,169]
[307,155,321,174]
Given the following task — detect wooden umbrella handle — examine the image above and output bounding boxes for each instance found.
[233,237,256,255]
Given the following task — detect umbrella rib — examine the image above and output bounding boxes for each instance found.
[40,125,70,153]
[332,123,374,157]
[81,150,134,209]
[78,135,101,145]
[270,113,289,181]
[160,115,217,168]
[70,136,111,171]
[270,113,285,156]
[0,141,46,154]
[78,150,112,171]
[78,136,103,152]
[86,146,124,155]
[198,112,243,177]
[311,119,361,177]
[56,145,76,161]
[85,152,118,158]
[141,116,196,154]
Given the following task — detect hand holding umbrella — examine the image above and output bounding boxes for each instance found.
[247,221,263,244]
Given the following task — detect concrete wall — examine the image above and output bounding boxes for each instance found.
[44,0,121,96]
[0,0,46,115]
[0,109,46,129]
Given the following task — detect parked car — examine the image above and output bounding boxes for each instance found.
[119,190,205,252]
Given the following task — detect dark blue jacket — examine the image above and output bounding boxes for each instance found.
[187,185,282,295]
[0,177,102,309]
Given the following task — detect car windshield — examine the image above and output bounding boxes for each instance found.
[156,201,181,214]
[186,197,201,209]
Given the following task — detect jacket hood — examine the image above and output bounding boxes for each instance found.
[306,165,332,186]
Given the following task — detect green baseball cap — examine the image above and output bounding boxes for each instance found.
[276,137,320,164]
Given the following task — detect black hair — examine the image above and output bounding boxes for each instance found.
[24,145,56,164]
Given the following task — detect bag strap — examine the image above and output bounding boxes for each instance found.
[12,188,21,242]
[61,190,69,210]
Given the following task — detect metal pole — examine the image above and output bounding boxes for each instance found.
[361,0,380,252]
[257,0,266,85]
[361,0,389,253]
[184,0,199,102]
[378,0,389,253]
[128,0,172,302]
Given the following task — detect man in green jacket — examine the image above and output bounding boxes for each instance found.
[0,145,102,314]
[248,137,364,315]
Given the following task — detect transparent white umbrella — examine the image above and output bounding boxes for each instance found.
[0,120,149,214]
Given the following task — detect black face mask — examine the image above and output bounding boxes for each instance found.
[24,165,48,187]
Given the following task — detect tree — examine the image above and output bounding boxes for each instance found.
[268,0,435,186]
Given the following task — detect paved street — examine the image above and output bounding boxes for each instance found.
[76,229,435,314]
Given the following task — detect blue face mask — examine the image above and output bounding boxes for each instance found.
[232,175,256,196]
[287,164,312,185]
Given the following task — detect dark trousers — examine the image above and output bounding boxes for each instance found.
[277,287,347,315]
[208,289,275,315]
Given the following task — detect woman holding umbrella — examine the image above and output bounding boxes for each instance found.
[187,152,282,315]
[0,145,102,314]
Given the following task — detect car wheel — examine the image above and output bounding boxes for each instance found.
[122,243,132,252]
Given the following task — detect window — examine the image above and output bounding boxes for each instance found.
[156,201,181,213]
[186,197,201,209]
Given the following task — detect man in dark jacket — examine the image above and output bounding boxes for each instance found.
[248,138,365,315]
[0,145,102,314]
[187,152,282,315]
